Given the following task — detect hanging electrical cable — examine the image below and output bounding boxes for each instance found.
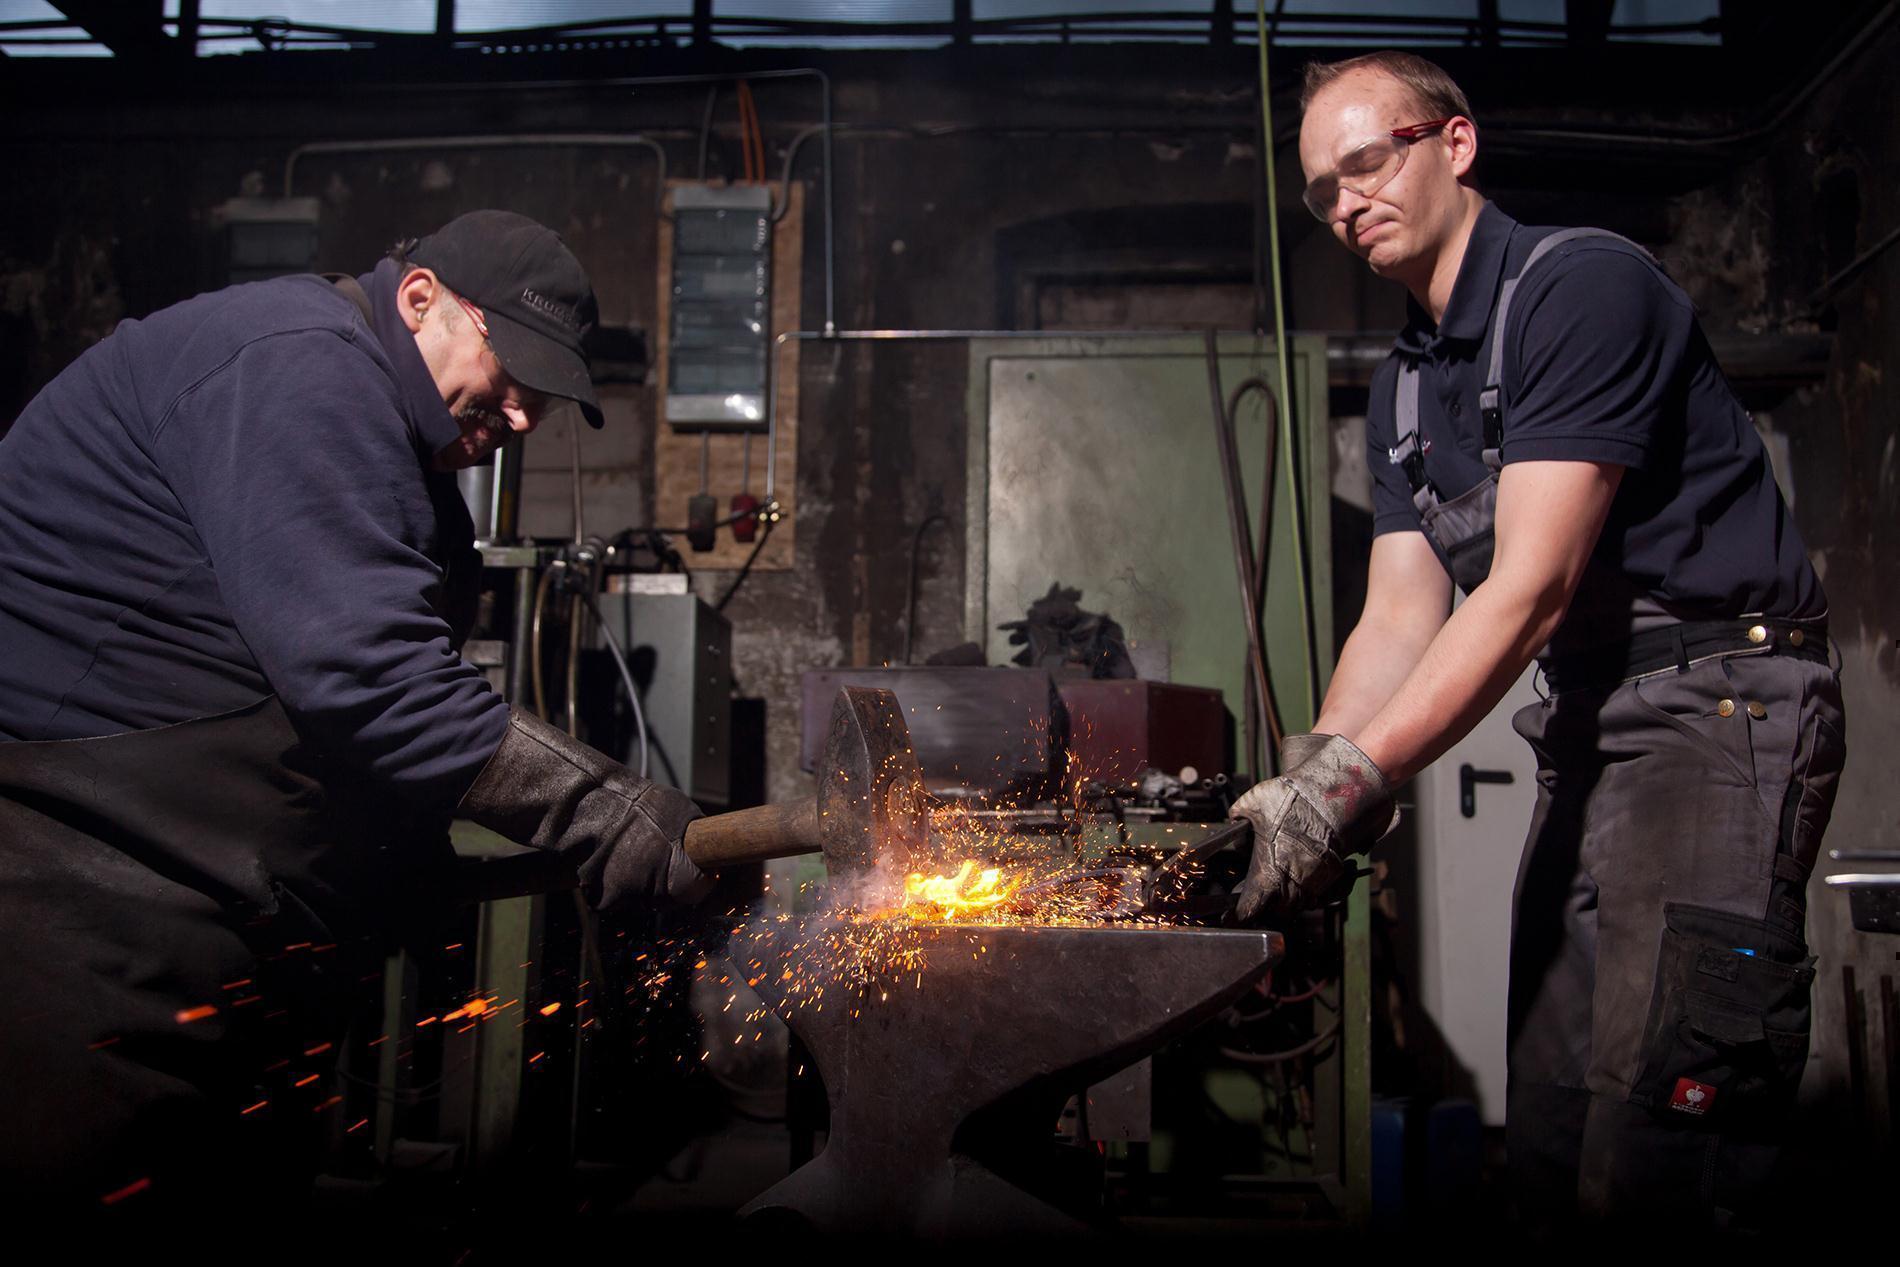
[530,564,556,723]
[738,78,765,183]
[1205,332,1282,778]
[1225,375,1288,772]
[576,587,652,780]
[716,513,778,613]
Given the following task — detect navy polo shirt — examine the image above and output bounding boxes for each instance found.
[1366,202,1825,646]
[0,259,508,811]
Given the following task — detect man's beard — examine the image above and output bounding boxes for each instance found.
[433,408,510,471]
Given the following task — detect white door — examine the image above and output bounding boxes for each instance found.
[1411,650,1542,1126]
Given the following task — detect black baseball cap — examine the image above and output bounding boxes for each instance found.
[409,210,604,428]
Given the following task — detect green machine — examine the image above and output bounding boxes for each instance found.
[963,331,1370,1225]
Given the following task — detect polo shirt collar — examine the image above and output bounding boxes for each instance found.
[360,258,462,457]
[1395,199,1519,355]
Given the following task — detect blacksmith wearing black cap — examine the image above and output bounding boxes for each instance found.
[0,209,709,1227]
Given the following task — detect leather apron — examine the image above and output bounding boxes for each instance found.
[0,275,480,1217]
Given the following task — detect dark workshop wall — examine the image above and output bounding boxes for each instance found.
[1678,16,1900,1148]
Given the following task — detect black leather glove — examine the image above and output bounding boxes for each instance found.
[457,708,713,914]
[1228,733,1397,921]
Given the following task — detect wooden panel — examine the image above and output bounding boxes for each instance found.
[653,180,801,571]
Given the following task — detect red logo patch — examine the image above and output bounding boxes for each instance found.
[1670,1077,1716,1116]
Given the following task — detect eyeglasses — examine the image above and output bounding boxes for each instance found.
[453,293,491,339]
[451,293,550,420]
[1301,119,1451,223]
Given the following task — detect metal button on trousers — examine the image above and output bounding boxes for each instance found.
[1504,649,1845,1228]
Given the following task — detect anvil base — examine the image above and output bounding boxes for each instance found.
[737,921,1282,1237]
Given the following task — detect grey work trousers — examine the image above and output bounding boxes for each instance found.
[1505,647,1845,1227]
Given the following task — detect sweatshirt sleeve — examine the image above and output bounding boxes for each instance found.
[152,326,507,811]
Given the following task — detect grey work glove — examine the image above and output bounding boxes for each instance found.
[1228,733,1397,921]
[1278,732,1331,774]
[457,708,713,914]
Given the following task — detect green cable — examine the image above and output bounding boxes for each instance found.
[1257,0,1320,726]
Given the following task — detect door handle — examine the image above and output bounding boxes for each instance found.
[1459,763,1515,818]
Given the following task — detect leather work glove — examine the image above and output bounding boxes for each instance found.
[457,708,713,914]
[1229,733,1398,921]
[1278,732,1331,774]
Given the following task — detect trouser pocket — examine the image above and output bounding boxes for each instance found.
[1629,902,1814,1127]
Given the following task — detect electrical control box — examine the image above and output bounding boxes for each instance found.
[666,183,772,430]
[215,196,320,285]
[588,591,732,809]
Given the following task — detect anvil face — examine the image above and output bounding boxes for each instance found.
[736,921,1281,1236]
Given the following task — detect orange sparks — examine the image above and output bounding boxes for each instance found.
[240,1100,268,1116]
[347,1118,369,1134]
[294,1074,319,1088]
[538,1002,562,1017]
[528,1051,546,1064]
[87,1036,121,1051]
[99,1178,151,1205]
[416,1016,438,1028]
[174,1005,217,1025]
[304,1042,333,1057]
[220,978,253,991]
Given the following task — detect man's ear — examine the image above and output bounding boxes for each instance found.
[1445,115,1479,182]
[395,267,441,334]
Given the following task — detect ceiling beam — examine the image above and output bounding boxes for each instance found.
[51,1,182,60]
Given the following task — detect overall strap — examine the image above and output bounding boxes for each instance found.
[1390,359,1431,501]
[1479,227,1657,471]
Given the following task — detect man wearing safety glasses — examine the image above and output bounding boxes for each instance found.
[1228,52,1843,1228]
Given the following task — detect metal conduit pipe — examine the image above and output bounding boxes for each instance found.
[1493,1,1895,152]
[283,134,670,207]
[763,327,1251,499]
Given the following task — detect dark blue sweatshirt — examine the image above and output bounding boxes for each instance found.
[0,260,508,811]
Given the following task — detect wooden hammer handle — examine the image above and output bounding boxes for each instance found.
[683,797,822,869]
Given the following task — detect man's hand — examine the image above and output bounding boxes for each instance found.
[1229,734,1397,920]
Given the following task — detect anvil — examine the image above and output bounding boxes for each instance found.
[736,921,1282,1236]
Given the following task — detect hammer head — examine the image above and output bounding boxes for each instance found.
[816,687,928,875]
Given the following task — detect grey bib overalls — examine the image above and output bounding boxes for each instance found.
[1390,228,1846,1226]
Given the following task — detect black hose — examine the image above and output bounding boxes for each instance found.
[1204,332,1282,779]
[578,590,652,780]
[647,504,759,535]
[1226,376,1289,766]
[716,514,777,613]
[903,513,950,664]
[530,564,556,723]
[696,85,719,180]
[1227,378,1279,612]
